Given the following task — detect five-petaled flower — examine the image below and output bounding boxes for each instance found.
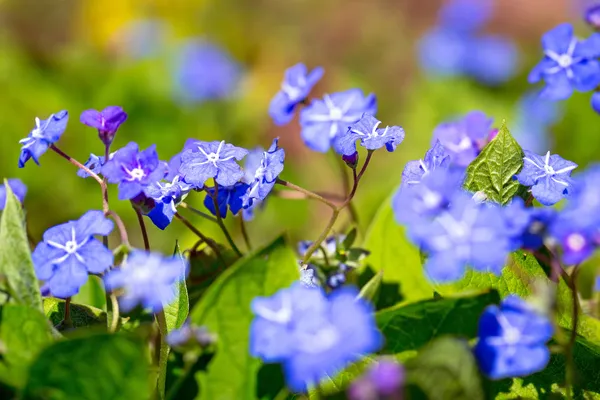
[145,176,192,229]
[178,140,248,188]
[515,150,577,206]
[529,23,600,100]
[19,110,69,168]
[333,114,405,156]
[242,138,285,208]
[0,179,27,210]
[269,63,324,125]
[299,89,377,153]
[104,250,188,313]
[249,283,382,392]
[32,210,114,298]
[401,140,450,188]
[102,142,168,200]
[80,106,128,146]
[474,295,553,379]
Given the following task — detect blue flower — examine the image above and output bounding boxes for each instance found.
[298,235,344,260]
[32,210,114,298]
[585,3,600,30]
[204,182,249,218]
[401,140,450,188]
[102,142,168,200]
[179,140,248,188]
[299,89,377,153]
[474,295,553,379]
[19,110,69,168]
[413,191,511,282]
[77,154,106,178]
[166,322,216,348]
[174,39,243,103]
[240,146,266,221]
[104,250,188,313]
[348,359,405,400]
[249,283,382,392]
[80,106,128,145]
[529,23,600,100]
[515,150,578,206]
[333,114,405,156]
[512,91,563,154]
[438,0,492,34]
[0,179,27,210]
[432,111,493,167]
[497,198,533,251]
[463,36,519,85]
[326,264,353,289]
[299,265,320,288]
[242,138,285,208]
[269,64,324,125]
[549,165,600,264]
[145,176,192,229]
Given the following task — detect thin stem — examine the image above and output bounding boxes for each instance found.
[175,213,225,264]
[276,179,338,210]
[273,387,289,400]
[106,210,130,246]
[64,297,72,325]
[565,265,581,400]
[179,202,218,223]
[109,293,120,333]
[210,181,242,257]
[240,217,252,251]
[156,311,169,400]
[334,153,359,227]
[133,206,150,251]
[274,189,346,202]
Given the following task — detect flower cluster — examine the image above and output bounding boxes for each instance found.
[419,0,518,84]
[249,283,382,391]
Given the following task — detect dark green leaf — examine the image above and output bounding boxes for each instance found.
[464,123,526,205]
[72,276,106,310]
[0,183,42,310]
[190,236,299,400]
[357,270,383,303]
[405,337,484,400]
[43,298,109,329]
[0,305,53,387]
[164,242,189,332]
[341,228,358,250]
[22,333,150,400]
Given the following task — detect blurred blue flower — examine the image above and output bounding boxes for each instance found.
[19,110,69,168]
[174,39,243,103]
[299,264,320,288]
[529,23,600,100]
[348,359,405,400]
[333,114,405,156]
[498,198,533,251]
[300,89,377,153]
[401,140,450,188]
[515,150,577,206]
[242,138,285,208]
[326,264,353,289]
[523,208,556,251]
[249,283,382,392]
[464,36,519,85]
[270,63,324,125]
[104,250,187,313]
[474,295,553,379]
[116,19,166,60]
[102,142,168,200]
[0,179,27,210]
[298,235,344,260]
[167,321,216,348]
[512,91,563,154]
[145,176,192,230]
[438,0,492,33]
[32,210,114,298]
[204,182,249,218]
[414,191,511,282]
[80,106,128,146]
[585,3,600,29]
[432,111,493,167]
[77,154,106,179]
[179,140,248,188]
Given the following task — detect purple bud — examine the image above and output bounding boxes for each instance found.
[343,152,359,169]
[586,5,600,30]
[348,359,405,400]
[591,92,600,115]
[80,106,128,146]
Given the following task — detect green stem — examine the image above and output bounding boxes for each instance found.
[156,311,169,400]
[273,387,289,400]
[240,217,252,251]
[210,181,242,257]
[276,179,338,210]
[333,152,359,227]
[108,293,120,333]
[133,206,150,250]
[175,213,226,265]
[179,202,218,223]
[565,265,581,400]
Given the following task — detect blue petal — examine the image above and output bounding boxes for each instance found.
[77,240,113,274]
[541,23,574,55]
[45,255,88,298]
[75,210,114,239]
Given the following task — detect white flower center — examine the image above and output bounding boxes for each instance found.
[281,83,302,100]
[206,153,219,163]
[503,327,521,345]
[129,168,145,180]
[557,54,573,68]
[329,107,343,121]
[566,233,586,252]
[64,240,78,253]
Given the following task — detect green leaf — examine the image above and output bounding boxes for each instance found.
[0,183,42,310]
[341,228,358,250]
[357,270,383,303]
[22,333,150,400]
[164,242,189,332]
[0,305,53,387]
[190,236,299,400]
[404,337,484,400]
[72,275,106,310]
[362,197,432,306]
[43,298,109,329]
[464,122,526,205]
[376,290,500,354]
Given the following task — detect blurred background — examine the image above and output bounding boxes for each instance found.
[0,0,597,257]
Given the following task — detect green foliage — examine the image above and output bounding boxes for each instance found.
[464,123,526,205]
[190,237,299,400]
[43,298,108,329]
[0,305,53,387]
[165,243,190,332]
[22,333,150,400]
[0,184,42,310]
[357,270,383,302]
